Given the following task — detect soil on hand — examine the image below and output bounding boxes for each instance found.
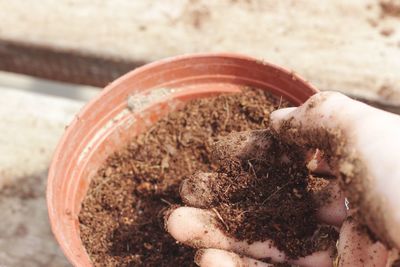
[380,0,400,18]
[79,88,286,266]
[185,130,338,259]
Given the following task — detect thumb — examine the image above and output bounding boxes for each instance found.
[270,91,350,151]
[269,107,297,128]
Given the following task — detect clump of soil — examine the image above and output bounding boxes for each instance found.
[79,89,286,266]
[184,130,338,259]
[380,0,400,18]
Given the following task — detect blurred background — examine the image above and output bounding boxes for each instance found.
[0,0,399,266]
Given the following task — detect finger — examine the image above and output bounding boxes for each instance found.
[307,149,334,176]
[195,249,273,267]
[269,91,350,149]
[165,207,334,266]
[270,91,351,131]
[269,107,296,126]
[165,206,284,262]
[181,171,346,226]
[337,218,388,267]
[212,130,272,161]
[314,181,346,226]
[292,250,335,267]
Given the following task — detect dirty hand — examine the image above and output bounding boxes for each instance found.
[270,91,400,266]
[165,91,400,266]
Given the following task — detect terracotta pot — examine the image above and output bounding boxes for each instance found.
[47,53,319,266]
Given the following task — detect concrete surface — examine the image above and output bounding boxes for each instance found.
[0,87,90,267]
[1,0,400,104]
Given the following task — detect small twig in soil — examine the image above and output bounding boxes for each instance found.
[92,177,111,195]
[212,208,230,231]
[130,159,160,169]
[237,210,250,218]
[247,160,258,179]
[262,181,292,204]
[223,183,232,196]
[132,220,153,226]
[144,125,157,143]
[277,96,283,109]
[223,100,230,129]
[160,198,173,206]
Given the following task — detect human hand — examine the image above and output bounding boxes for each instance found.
[165,92,399,266]
[165,131,346,266]
[270,91,400,265]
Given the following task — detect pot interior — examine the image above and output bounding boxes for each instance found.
[47,54,317,266]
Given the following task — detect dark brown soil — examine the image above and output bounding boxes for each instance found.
[183,130,338,259]
[79,88,287,266]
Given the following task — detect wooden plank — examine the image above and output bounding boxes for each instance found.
[0,39,143,87]
[0,0,399,106]
[1,42,398,115]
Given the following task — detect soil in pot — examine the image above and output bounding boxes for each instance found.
[182,130,339,260]
[78,88,337,266]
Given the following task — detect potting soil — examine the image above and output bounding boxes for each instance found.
[79,88,337,266]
